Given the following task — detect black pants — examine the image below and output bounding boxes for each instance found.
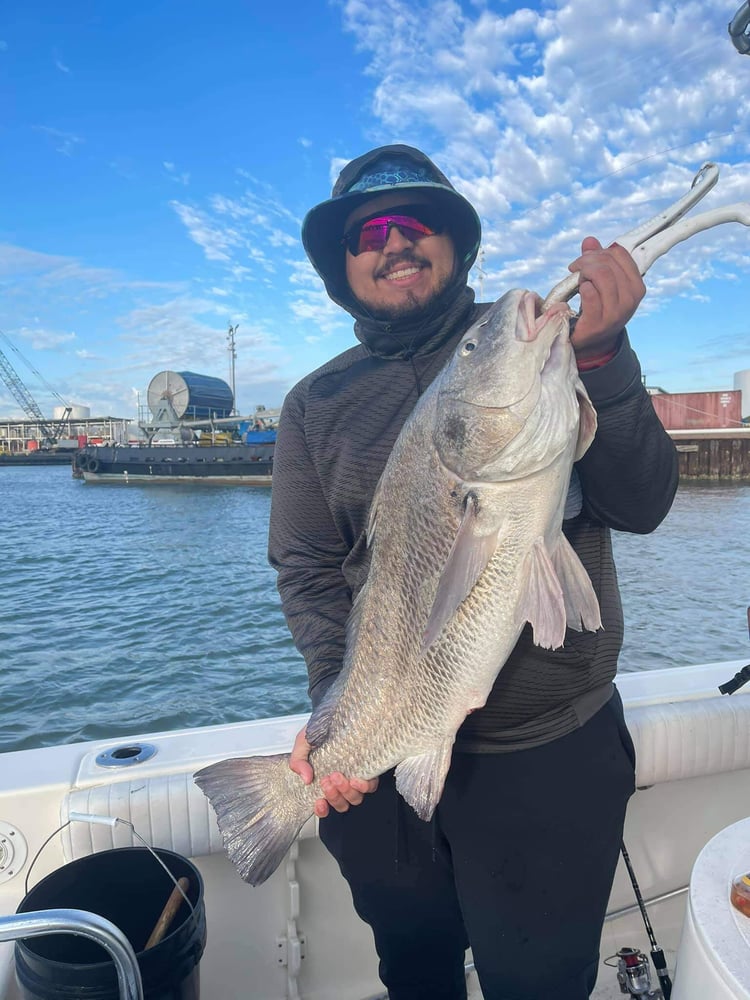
[319,692,636,1000]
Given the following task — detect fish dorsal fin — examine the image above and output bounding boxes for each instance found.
[422,494,499,651]
[517,539,567,650]
[394,737,455,821]
[552,533,602,633]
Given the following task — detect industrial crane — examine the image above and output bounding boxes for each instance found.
[0,332,72,448]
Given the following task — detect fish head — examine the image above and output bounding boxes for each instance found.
[434,288,596,481]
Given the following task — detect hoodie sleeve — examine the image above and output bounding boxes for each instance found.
[268,380,352,708]
[576,331,679,533]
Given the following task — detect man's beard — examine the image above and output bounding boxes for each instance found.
[357,253,454,322]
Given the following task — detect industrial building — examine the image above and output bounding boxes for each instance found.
[0,404,131,454]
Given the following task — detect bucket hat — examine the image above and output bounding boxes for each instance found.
[302,144,482,302]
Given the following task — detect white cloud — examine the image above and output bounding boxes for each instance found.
[34,125,83,156]
[338,0,749,311]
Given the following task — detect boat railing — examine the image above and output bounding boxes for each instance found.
[0,907,144,1000]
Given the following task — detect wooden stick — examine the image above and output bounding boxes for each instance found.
[144,876,190,950]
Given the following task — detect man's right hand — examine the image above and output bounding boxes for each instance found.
[289,726,379,817]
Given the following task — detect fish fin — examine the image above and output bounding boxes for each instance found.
[305,700,334,748]
[552,533,602,633]
[563,468,583,520]
[395,738,455,821]
[574,383,598,461]
[518,538,567,649]
[306,672,346,747]
[194,754,310,886]
[422,497,498,651]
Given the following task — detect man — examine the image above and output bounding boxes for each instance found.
[268,144,678,999]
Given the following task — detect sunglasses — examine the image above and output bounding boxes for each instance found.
[341,205,444,256]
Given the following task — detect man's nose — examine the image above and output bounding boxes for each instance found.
[383,223,414,252]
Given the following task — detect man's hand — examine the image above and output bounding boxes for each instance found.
[567,237,646,361]
[289,726,379,818]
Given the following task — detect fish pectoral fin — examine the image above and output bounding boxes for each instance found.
[395,739,455,821]
[518,538,567,649]
[552,533,602,633]
[422,499,499,651]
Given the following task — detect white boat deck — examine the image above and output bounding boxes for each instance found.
[1,659,749,999]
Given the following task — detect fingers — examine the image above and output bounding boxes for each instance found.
[319,773,380,814]
[289,727,333,817]
[567,238,646,354]
[288,726,379,816]
[289,727,315,785]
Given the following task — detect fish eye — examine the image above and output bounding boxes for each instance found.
[460,340,477,355]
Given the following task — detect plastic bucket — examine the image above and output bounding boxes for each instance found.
[14,848,206,999]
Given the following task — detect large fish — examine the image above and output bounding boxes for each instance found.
[195,288,601,886]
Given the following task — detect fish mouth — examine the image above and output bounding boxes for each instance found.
[517,290,571,343]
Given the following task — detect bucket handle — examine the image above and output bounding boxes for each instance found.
[24,814,194,918]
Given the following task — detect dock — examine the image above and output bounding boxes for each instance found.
[670,428,750,480]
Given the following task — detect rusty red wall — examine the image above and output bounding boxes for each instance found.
[650,390,743,430]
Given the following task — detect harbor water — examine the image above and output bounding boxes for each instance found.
[1,466,748,755]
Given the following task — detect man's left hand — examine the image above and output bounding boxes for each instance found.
[567,237,646,362]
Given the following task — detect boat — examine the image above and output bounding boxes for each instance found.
[72,369,279,486]
[1,657,750,999]
[72,432,275,487]
[0,450,78,467]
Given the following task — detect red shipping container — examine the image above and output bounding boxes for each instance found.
[650,390,742,430]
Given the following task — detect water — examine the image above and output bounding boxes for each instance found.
[1,467,748,754]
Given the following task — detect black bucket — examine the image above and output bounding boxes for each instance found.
[14,847,206,999]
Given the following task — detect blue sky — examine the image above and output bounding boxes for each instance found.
[1,0,748,421]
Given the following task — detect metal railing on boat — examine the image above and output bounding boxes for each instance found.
[0,907,144,1000]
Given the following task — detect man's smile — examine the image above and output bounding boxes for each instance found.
[384,265,424,281]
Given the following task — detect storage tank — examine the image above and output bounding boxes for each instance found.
[147,371,234,420]
[734,370,750,420]
[53,404,90,420]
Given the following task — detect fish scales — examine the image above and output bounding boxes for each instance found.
[195,288,602,885]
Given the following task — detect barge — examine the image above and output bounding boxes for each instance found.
[72,368,278,486]
[73,432,275,486]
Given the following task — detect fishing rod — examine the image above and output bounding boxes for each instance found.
[614,605,750,997]
[618,842,673,998]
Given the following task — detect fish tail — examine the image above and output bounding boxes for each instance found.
[194,753,311,886]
